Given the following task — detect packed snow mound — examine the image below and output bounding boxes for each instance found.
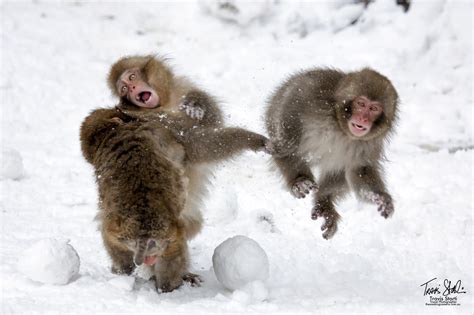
[212,235,269,291]
[18,239,80,285]
[1,149,24,180]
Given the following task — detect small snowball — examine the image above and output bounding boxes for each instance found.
[18,239,80,285]
[213,235,269,291]
[0,149,24,180]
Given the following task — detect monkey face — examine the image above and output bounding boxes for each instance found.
[116,67,160,109]
[347,96,383,137]
[122,237,171,267]
[104,213,178,267]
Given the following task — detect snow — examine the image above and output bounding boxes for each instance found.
[17,239,80,285]
[0,148,24,180]
[213,235,269,291]
[0,0,472,313]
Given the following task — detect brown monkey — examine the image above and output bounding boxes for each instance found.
[265,68,398,239]
[106,55,273,241]
[80,107,269,291]
[80,108,193,292]
[107,55,223,129]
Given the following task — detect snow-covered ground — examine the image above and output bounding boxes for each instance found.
[1,0,472,313]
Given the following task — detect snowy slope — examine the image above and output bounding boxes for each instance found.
[1,0,472,313]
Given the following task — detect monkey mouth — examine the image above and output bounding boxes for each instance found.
[137,91,152,103]
[133,91,160,108]
[144,255,158,266]
[351,123,367,131]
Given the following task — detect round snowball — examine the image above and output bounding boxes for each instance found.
[18,239,80,285]
[212,235,269,291]
[0,149,24,180]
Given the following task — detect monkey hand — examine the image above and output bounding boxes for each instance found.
[157,278,184,293]
[263,140,276,155]
[311,205,339,240]
[371,192,394,219]
[182,272,202,287]
[179,98,205,120]
[291,177,318,198]
[109,117,124,125]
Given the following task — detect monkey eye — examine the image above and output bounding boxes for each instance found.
[120,86,128,94]
[357,101,366,107]
[370,104,381,112]
[129,73,136,81]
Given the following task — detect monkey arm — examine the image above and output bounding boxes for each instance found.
[80,108,130,164]
[181,127,270,164]
[348,165,394,218]
[180,89,223,127]
[273,153,316,197]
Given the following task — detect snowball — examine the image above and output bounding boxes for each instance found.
[232,280,269,304]
[18,239,80,285]
[212,235,269,291]
[0,148,24,180]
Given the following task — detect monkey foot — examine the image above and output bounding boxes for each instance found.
[311,206,339,239]
[182,272,202,287]
[291,177,318,198]
[372,193,394,218]
[179,100,205,120]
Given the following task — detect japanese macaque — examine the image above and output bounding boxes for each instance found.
[80,108,193,292]
[266,68,398,239]
[80,108,269,292]
[106,55,272,244]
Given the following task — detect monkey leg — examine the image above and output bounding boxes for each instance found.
[348,166,394,219]
[102,235,135,275]
[311,171,348,239]
[182,127,270,163]
[273,153,317,198]
[153,240,189,293]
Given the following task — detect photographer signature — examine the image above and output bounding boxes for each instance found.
[420,278,467,297]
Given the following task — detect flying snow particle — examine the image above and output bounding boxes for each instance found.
[18,239,80,285]
[212,235,269,291]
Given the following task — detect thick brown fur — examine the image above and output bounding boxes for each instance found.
[265,67,398,239]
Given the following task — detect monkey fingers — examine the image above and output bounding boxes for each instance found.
[109,117,124,125]
[182,272,203,287]
[291,177,318,198]
[263,140,276,155]
[179,101,205,120]
[311,204,340,239]
[372,193,394,218]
